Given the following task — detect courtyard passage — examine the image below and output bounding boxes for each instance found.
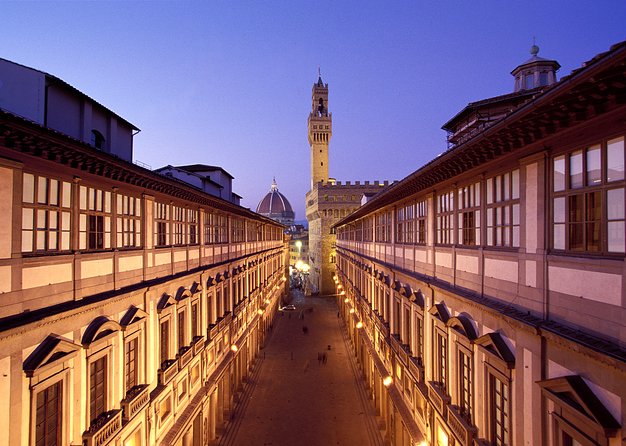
[217,290,384,446]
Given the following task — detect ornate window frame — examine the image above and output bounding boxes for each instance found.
[24,334,80,446]
[538,375,620,446]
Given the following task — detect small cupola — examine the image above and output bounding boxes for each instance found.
[511,42,560,92]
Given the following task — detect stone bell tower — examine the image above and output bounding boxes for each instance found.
[307,71,332,189]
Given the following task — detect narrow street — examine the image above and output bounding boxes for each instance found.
[216,290,384,446]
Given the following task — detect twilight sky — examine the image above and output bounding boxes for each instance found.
[3,1,626,220]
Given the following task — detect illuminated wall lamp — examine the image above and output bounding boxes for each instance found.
[356,321,363,329]
[349,308,355,314]
[383,376,393,387]
[231,344,238,352]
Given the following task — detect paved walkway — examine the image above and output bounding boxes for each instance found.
[217,290,383,446]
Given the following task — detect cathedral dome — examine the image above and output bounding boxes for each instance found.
[256,179,295,225]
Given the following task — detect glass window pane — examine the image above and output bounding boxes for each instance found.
[586,146,601,186]
[61,232,70,250]
[570,151,583,188]
[553,224,565,249]
[22,208,34,230]
[554,198,565,223]
[49,211,57,230]
[486,178,493,204]
[36,231,45,250]
[569,223,584,251]
[586,191,602,222]
[512,204,520,225]
[49,179,59,206]
[37,210,47,229]
[62,182,71,208]
[105,192,111,213]
[80,186,87,210]
[37,177,47,204]
[607,188,624,220]
[554,156,565,192]
[608,221,625,253]
[62,212,70,231]
[568,195,584,223]
[511,169,520,199]
[607,137,625,182]
[23,173,35,203]
[22,230,33,252]
[48,232,57,250]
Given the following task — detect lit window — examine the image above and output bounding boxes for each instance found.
[458,182,480,246]
[22,174,71,252]
[486,170,520,247]
[436,191,454,244]
[79,186,112,250]
[552,137,625,253]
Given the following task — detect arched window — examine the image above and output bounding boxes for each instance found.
[91,130,105,150]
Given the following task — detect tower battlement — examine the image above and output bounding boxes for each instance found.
[315,180,392,189]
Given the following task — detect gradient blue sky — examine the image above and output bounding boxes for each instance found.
[3,1,626,220]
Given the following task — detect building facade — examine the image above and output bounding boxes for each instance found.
[334,42,626,445]
[305,75,391,295]
[0,64,287,446]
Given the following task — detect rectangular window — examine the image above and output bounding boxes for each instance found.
[22,174,72,253]
[402,307,410,344]
[459,350,472,421]
[160,320,169,365]
[436,191,454,244]
[89,356,107,424]
[205,212,228,244]
[414,314,424,359]
[125,338,138,392]
[231,218,245,243]
[188,209,198,245]
[489,373,509,446]
[396,203,414,244]
[458,182,480,246]
[552,137,625,254]
[416,200,427,244]
[191,302,199,339]
[172,205,185,245]
[178,311,186,349]
[363,216,373,242]
[116,194,141,248]
[375,211,392,243]
[154,202,169,247]
[487,170,520,247]
[79,186,111,250]
[434,331,447,391]
[35,381,62,446]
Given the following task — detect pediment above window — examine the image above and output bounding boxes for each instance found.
[475,332,515,367]
[175,287,192,301]
[120,305,148,329]
[447,314,478,340]
[157,294,176,313]
[429,302,450,323]
[538,375,620,436]
[190,281,202,294]
[412,290,425,308]
[24,334,81,377]
[82,316,121,347]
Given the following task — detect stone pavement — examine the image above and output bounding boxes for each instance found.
[216,289,384,446]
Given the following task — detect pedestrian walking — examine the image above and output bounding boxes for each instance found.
[322,352,327,364]
[318,352,322,365]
